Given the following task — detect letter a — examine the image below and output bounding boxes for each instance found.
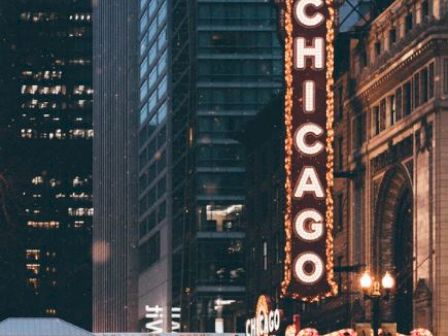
[294,167,325,199]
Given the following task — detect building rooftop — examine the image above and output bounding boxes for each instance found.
[0,318,92,336]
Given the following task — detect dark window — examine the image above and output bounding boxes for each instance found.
[444,59,448,95]
[396,87,402,120]
[360,49,368,68]
[356,113,365,147]
[414,73,420,107]
[420,68,429,103]
[375,41,381,56]
[374,106,380,135]
[389,28,397,46]
[139,231,161,271]
[380,99,387,131]
[429,62,435,98]
[403,81,412,115]
[405,13,413,32]
[337,85,344,120]
[422,0,429,17]
[336,136,343,170]
[390,95,397,125]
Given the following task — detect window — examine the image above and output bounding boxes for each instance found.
[336,136,343,170]
[405,13,413,33]
[422,0,429,17]
[140,13,148,33]
[355,113,365,148]
[140,0,149,10]
[389,28,397,47]
[140,80,148,102]
[262,241,268,271]
[139,232,161,271]
[414,73,420,108]
[337,85,344,120]
[26,249,40,260]
[390,94,397,125]
[374,106,380,135]
[375,41,381,57]
[380,99,386,130]
[429,62,435,98]
[396,87,403,120]
[360,49,368,68]
[403,81,412,115]
[420,68,429,103]
[196,204,243,232]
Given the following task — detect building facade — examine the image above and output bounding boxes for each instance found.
[336,0,448,333]
[0,0,93,329]
[92,0,139,332]
[170,0,283,331]
[137,0,172,330]
[244,0,448,335]
[136,0,283,331]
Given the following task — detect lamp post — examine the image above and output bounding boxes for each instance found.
[359,271,395,336]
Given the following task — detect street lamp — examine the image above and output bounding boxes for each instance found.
[359,271,395,336]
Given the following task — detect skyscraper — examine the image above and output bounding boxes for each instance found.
[137,0,283,331]
[0,0,93,329]
[92,0,139,332]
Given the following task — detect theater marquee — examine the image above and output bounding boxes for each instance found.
[282,0,337,300]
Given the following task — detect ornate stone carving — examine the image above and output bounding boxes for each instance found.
[371,136,413,175]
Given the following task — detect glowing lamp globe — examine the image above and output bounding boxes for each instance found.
[360,271,373,290]
[382,272,395,290]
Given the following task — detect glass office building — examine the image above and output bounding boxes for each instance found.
[172,0,283,331]
[137,0,282,331]
[137,0,172,331]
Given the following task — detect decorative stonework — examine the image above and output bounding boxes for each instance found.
[414,279,432,331]
[371,136,413,175]
[372,164,413,324]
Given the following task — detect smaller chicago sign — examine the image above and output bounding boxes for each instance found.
[282,0,337,300]
[246,295,282,336]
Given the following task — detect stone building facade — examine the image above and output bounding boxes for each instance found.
[333,0,448,334]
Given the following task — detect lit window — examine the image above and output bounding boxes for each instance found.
[28,278,39,289]
[26,263,40,275]
[263,240,268,270]
[26,249,40,260]
[32,176,43,185]
[45,308,56,315]
[74,220,85,228]
[27,221,60,229]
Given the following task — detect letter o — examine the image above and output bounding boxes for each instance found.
[294,252,324,284]
[274,309,281,331]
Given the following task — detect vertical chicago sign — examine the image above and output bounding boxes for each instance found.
[282,0,337,300]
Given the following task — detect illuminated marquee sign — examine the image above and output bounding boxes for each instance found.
[282,0,337,300]
[246,295,282,336]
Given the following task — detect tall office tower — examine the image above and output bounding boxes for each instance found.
[137,0,171,331]
[136,0,282,331]
[170,0,282,332]
[0,0,93,329]
[92,0,139,332]
[137,0,283,331]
